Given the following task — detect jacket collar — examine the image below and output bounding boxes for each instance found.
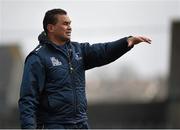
[38,31,72,58]
[38,31,71,49]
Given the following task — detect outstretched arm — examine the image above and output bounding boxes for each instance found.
[81,36,151,70]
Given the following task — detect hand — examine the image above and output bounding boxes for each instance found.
[127,36,152,47]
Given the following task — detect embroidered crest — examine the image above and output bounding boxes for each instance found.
[75,53,82,60]
[50,57,62,66]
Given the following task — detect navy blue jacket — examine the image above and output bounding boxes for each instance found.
[18,32,133,128]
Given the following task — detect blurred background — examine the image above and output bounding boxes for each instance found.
[0,0,180,128]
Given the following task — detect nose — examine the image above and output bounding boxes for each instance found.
[68,25,72,31]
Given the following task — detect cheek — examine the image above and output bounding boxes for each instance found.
[55,25,64,31]
[56,29,65,35]
[59,27,66,34]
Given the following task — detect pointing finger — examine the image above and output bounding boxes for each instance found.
[139,36,152,44]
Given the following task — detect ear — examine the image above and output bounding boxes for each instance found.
[47,24,55,33]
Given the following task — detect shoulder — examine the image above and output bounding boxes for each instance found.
[70,41,80,46]
[71,41,90,49]
[25,44,46,63]
[71,41,89,46]
[32,44,46,54]
[70,41,81,50]
[70,41,90,53]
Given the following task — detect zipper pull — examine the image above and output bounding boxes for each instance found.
[69,62,73,73]
[70,67,74,73]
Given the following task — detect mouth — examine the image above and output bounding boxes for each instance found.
[66,32,71,36]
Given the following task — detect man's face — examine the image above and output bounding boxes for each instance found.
[48,14,72,42]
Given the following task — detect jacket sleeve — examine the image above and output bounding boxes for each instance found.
[18,54,45,129]
[81,37,133,70]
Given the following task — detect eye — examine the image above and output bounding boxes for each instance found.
[64,21,71,26]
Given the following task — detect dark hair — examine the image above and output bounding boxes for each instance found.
[43,8,67,34]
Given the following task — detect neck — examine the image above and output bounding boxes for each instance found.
[48,35,66,46]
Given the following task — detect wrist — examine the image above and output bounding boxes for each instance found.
[127,36,134,47]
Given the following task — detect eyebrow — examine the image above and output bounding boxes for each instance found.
[63,21,71,24]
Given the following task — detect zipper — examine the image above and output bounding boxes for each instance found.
[66,44,77,120]
[67,45,73,73]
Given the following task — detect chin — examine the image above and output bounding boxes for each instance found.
[62,36,70,42]
[66,37,71,41]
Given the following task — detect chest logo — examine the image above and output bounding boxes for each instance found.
[50,57,62,66]
[75,53,82,60]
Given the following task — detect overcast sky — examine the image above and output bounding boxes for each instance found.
[0,0,180,79]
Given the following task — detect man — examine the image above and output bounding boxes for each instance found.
[18,8,151,129]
